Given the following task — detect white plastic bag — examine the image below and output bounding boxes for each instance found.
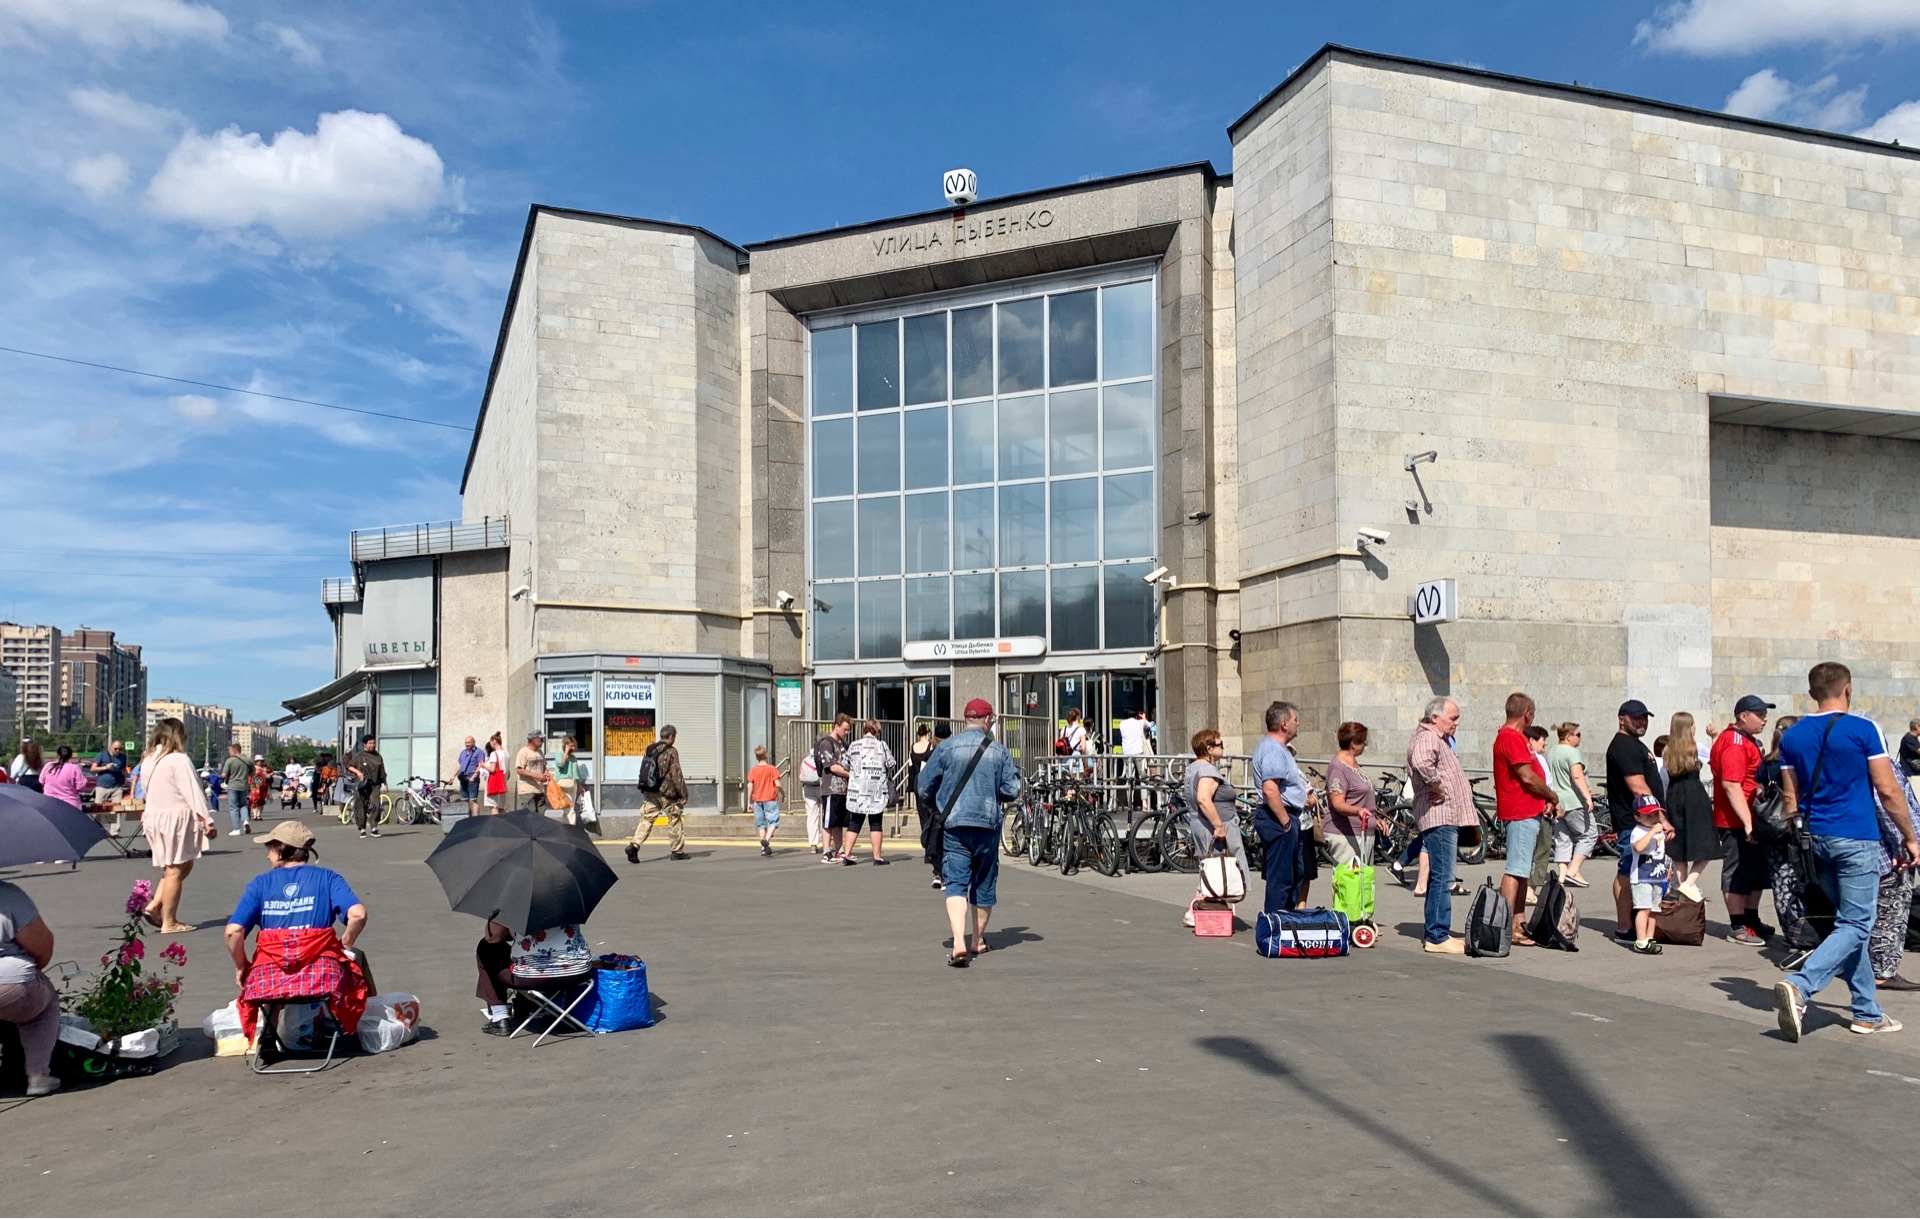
[274,1001,325,1051]
[358,992,422,1054]
[203,1000,248,1056]
[109,1026,160,1058]
[577,789,598,829]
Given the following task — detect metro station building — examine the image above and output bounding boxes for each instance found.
[297,45,1920,812]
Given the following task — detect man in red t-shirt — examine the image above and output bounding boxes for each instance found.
[1709,694,1774,945]
[1492,691,1560,944]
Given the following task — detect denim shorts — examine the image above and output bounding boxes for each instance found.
[942,825,999,907]
[458,775,479,801]
[1502,815,1542,878]
[753,800,780,828]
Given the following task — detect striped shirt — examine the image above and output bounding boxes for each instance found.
[1408,724,1476,832]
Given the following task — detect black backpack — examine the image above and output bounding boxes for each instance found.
[637,743,663,793]
[1465,881,1512,958]
[1524,872,1580,951]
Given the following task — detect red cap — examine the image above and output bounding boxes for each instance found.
[963,698,994,719]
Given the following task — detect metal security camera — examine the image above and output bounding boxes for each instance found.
[1143,566,1170,585]
[775,590,796,610]
[1356,528,1390,549]
[510,584,531,601]
[943,168,978,207]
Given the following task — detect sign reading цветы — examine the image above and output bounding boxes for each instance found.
[1408,578,1459,625]
[901,637,1047,662]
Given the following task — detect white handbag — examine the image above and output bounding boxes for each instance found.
[1199,849,1247,903]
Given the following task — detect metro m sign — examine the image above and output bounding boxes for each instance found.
[1409,579,1458,626]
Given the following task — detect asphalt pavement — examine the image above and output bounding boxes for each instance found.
[4,813,1919,1216]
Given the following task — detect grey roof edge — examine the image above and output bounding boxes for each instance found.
[459,206,748,495]
[1226,43,1920,163]
[743,161,1222,252]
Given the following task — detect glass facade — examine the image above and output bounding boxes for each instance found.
[808,275,1158,662]
[371,668,439,781]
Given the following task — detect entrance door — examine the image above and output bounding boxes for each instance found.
[1002,673,1046,720]
[910,677,951,725]
[871,679,906,724]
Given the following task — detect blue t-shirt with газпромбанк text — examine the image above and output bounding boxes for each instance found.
[1779,711,1890,843]
[229,865,360,932]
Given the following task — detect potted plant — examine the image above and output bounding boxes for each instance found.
[62,879,188,1060]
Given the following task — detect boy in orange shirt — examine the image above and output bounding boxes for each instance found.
[747,746,783,857]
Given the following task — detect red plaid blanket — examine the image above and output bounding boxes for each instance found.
[237,927,369,1039]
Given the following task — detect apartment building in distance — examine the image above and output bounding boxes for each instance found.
[145,698,233,764]
[0,623,60,737]
[60,628,147,732]
[232,720,277,760]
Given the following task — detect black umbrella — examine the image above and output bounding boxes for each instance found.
[0,785,110,867]
[424,811,618,933]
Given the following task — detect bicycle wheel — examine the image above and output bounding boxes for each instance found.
[338,802,354,826]
[1003,807,1030,857]
[1091,813,1123,877]
[1158,814,1198,873]
[1027,806,1049,866]
[1127,810,1165,873]
[1057,815,1083,876]
[1456,823,1487,866]
[377,793,395,825]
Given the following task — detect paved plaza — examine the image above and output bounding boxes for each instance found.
[6,817,1920,1216]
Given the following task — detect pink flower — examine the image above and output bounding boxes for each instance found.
[125,880,154,916]
[160,942,188,967]
[100,953,111,967]
[117,939,145,966]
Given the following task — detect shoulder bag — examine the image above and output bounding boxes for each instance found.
[933,734,996,834]
[1757,718,1837,846]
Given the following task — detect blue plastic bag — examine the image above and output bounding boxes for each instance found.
[580,954,653,1032]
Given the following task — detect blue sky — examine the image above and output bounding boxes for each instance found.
[3,0,1918,735]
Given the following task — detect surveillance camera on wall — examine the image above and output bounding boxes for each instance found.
[943,168,978,207]
[510,584,531,601]
[1143,566,1170,584]
[776,591,796,610]
[1356,528,1390,549]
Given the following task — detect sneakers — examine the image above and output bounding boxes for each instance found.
[1678,881,1705,903]
[1729,927,1766,947]
[227,828,242,836]
[760,843,772,857]
[1630,940,1663,955]
[624,844,639,864]
[841,856,858,866]
[358,829,367,838]
[1851,1016,1904,1036]
[1423,938,1466,955]
[1182,907,1196,928]
[669,851,690,861]
[1878,974,1920,992]
[820,852,837,864]
[1750,919,1776,938]
[368,829,380,838]
[25,1074,60,1097]
[1612,927,1635,942]
[930,878,944,889]
[1774,980,1806,1043]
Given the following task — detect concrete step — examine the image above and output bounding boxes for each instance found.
[592,809,922,841]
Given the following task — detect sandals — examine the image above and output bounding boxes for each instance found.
[1562,876,1590,889]
[139,908,162,930]
[970,942,991,956]
[947,951,970,968]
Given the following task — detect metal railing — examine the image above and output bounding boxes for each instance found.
[349,516,508,563]
[320,577,360,604]
[784,714,1057,809]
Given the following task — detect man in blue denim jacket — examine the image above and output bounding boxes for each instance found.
[919,698,1024,968]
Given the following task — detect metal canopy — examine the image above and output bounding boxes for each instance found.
[1710,394,1920,440]
[273,670,370,727]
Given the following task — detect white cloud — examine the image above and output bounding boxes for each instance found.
[1638,0,1920,55]
[261,22,318,65]
[145,110,447,241]
[1721,69,1868,130]
[1856,99,1920,142]
[68,152,130,198]
[69,87,184,137]
[168,391,217,419]
[0,0,228,52]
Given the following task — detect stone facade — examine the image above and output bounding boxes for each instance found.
[1232,48,1920,758]
[437,548,509,775]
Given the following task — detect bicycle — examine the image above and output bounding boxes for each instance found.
[337,786,394,827]
[1458,777,1504,865]
[1049,781,1123,877]
[394,776,451,825]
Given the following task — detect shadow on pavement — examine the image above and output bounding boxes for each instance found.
[1711,975,1778,1014]
[982,925,1043,951]
[1196,1035,1530,1215]
[1491,1032,1706,1216]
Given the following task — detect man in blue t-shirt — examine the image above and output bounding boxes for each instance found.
[1251,699,1321,915]
[1773,662,1920,1043]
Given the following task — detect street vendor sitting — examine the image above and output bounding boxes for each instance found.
[476,920,590,1036]
[225,820,370,1043]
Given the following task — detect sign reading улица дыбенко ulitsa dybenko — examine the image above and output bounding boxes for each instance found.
[870,208,1055,257]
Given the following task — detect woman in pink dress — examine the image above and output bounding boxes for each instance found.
[139,717,217,934]
[38,745,95,809]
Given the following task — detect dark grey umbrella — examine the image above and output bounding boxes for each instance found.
[424,811,617,933]
[0,785,110,866]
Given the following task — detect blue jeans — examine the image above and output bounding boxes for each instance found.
[1421,825,1459,944]
[229,791,250,832]
[941,826,999,908]
[1259,819,1302,914]
[1786,835,1885,1023]
[1396,833,1422,870]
